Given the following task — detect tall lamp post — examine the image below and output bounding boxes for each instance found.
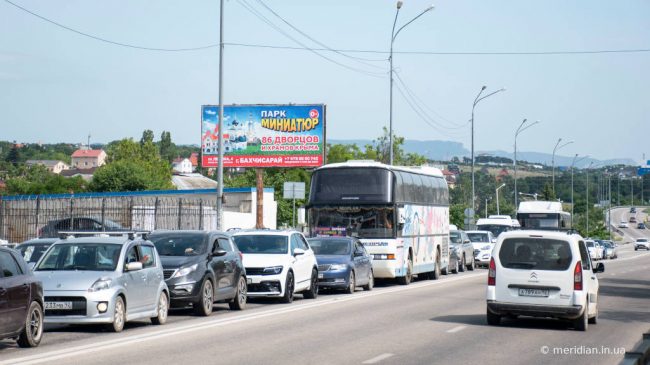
[496,183,506,215]
[551,138,574,195]
[216,0,225,231]
[471,86,505,211]
[570,154,588,224]
[389,1,434,165]
[514,118,539,209]
[586,161,595,236]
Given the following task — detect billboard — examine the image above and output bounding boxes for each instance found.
[201,104,325,168]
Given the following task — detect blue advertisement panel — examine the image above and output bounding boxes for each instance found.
[202,104,325,168]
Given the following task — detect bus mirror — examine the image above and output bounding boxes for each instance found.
[397,222,404,231]
[398,208,406,225]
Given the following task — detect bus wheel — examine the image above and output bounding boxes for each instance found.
[397,255,413,285]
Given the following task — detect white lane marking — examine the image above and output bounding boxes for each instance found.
[446,325,467,333]
[1,273,485,365]
[362,353,394,364]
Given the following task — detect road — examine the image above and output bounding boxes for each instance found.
[1,218,649,365]
[611,206,649,242]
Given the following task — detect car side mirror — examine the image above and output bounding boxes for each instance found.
[354,251,364,257]
[213,248,227,257]
[125,262,143,271]
[491,239,497,243]
[464,239,471,244]
[293,248,305,256]
[593,262,605,273]
[397,222,404,231]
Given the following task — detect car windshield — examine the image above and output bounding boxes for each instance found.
[476,224,513,237]
[232,235,288,254]
[638,239,648,242]
[35,243,122,271]
[449,231,463,244]
[467,233,489,242]
[18,244,51,264]
[499,238,573,271]
[308,239,351,255]
[150,233,207,256]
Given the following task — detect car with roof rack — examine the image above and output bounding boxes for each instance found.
[32,231,169,332]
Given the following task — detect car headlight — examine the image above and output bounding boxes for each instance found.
[262,266,283,275]
[172,263,198,279]
[88,277,112,292]
[329,264,347,271]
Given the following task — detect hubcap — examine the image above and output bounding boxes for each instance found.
[159,294,168,320]
[239,278,247,305]
[115,301,124,328]
[30,309,41,339]
[203,281,213,312]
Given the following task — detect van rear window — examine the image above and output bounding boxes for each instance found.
[499,238,572,271]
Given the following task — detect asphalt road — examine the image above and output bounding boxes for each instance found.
[611,206,648,242]
[1,219,649,365]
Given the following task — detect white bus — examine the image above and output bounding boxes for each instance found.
[307,161,450,284]
[475,215,520,238]
[516,201,572,231]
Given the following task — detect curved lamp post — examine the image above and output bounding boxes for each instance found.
[514,118,539,209]
[551,138,574,195]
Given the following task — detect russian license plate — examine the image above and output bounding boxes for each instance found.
[45,301,73,310]
[518,288,549,297]
[318,273,324,279]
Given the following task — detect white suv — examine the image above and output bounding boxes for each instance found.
[486,230,604,331]
[231,230,318,303]
[635,238,650,251]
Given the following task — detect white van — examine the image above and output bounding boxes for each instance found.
[486,230,604,331]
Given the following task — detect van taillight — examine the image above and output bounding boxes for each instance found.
[488,257,496,286]
[574,261,583,291]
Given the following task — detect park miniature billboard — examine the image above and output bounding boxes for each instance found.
[201,104,326,168]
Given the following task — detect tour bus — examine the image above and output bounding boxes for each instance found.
[516,201,572,231]
[307,161,450,285]
[475,215,520,238]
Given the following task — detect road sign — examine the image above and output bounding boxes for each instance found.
[283,182,305,199]
[464,218,475,225]
[638,167,650,176]
[464,208,475,217]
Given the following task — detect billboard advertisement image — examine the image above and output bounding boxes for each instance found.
[202,104,326,168]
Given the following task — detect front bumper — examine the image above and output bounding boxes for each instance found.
[43,289,119,324]
[166,279,201,307]
[246,274,284,297]
[487,300,584,320]
[317,269,350,288]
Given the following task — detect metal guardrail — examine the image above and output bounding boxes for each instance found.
[621,331,650,365]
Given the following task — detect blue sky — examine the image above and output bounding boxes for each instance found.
[1,0,648,162]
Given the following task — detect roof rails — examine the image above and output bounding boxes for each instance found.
[58,231,150,241]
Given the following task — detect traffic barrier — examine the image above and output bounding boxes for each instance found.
[621,330,650,365]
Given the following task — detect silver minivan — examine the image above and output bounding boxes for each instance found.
[486,230,604,331]
[33,234,169,332]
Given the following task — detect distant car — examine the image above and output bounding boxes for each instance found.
[33,234,169,332]
[16,238,58,268]
[601,241,618,259]
[637,223,646,230]
[586,240,603,260]
[0,246,44,347]
[635,238,650,251]
[308,237,374,293]
[39,217,127,238]
[449,230,475,271]
[618,221,629,228]
[630,207,636,213]
[149,230,247,316]
[230,230,319,303]
[629,216,637,223]
[466,231,496,268]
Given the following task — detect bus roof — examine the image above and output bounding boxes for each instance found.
[315,161,443,178]
[476,217,520,227]
[517,201,565,214]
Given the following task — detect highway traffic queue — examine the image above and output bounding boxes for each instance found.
[0,161,636,349]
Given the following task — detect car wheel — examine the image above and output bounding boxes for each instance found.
[452,259,459,274]
[151,291,169,325]
[468,256,475,271]
[303,269,319,299]
[588,302,598,325]
[486,309,501,326]
[362,270,374,291]
[17,301,43,348]
[280,271,294,304]
[194,278,214,316]
[229,275,247,310]
[110,296,125,333]
[346,271,356,294]
[397,255,413,285]
[574,303,589,331]
[458,255,466,272]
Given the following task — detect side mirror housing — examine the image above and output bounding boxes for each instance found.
[464,239,471,244]
[213,248,227,257]
[491,238,497,243]
[293,248,305,256]
[593,262,605,273]
[125,262,143,271]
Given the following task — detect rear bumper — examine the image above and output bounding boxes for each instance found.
[487,300,584,320]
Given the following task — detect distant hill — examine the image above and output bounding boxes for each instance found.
[328,139,636,167]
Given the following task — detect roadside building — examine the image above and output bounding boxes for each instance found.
[71,149,107,169]
[25,160,70,174]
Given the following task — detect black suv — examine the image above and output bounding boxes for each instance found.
[0,246,44,347]
[149,230,247,316]
[39,217,127,238]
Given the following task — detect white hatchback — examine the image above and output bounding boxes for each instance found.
[486,230,604,331]
[231,230,319,303]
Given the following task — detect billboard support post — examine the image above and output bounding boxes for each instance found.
[256,168,264,229]
[216,0,225,231]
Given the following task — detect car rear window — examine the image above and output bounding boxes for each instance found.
[499,238,573,271]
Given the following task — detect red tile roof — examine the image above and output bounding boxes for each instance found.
[72,149,105,158]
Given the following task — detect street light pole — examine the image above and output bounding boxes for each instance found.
[514,118,539,209]
[570,154,588,224]
[552,138,574,195]
[586,162,594,236]
[471,86,505,212]
[389,2,434,165]
[496,183,506,215]
[216,0,225,231]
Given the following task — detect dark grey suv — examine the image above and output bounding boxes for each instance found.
[149,230,247,316]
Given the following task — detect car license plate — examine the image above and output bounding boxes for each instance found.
[318,273,324,279]
[45,301,73,310]
[518,288,549,297]
[247,278,252,284]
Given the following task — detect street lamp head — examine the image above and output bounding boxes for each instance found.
[426,4,435,11]
[481,85,487,90]
[396,1,403,9]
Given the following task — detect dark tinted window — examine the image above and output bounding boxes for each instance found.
[232,235,289,254]
[499,238,572,271]
[467,233,490,242]
[218,238,233,252]
[310,168,392,204]
[19,244,51,264]
[0,251,22,277]
[308,239,351,255]
[150,233,207,256]
[449,231,463,244]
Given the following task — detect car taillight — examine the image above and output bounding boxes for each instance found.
[574,261,583,291]
[488,257,496,286]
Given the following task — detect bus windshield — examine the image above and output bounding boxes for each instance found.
[310,207,395,239]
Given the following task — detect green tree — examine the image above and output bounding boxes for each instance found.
[159,131,176,162]
[140,129,154,146]
[6,143,20,166]
[5,164,86,195]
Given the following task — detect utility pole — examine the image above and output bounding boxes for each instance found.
[216,0,225,231]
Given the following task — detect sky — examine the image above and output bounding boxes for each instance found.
[1,0,649,163]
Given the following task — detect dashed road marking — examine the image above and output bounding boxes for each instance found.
[363,353,394,364]
[446,325,467,333]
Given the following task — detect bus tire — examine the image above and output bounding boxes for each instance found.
[397,255,413,285]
